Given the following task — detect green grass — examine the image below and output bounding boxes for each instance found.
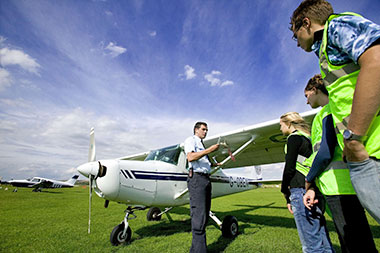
[1,185,379,252]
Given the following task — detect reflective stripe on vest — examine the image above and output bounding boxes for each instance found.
[285,131,311,176]
[313,141,321,153]
[311,105,355,195]
[319,12,380,159]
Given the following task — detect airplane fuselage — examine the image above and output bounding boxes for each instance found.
[9,176,78,189]
[81,146,260,207]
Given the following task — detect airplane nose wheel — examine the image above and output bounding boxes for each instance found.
[110,223,132,246]
[110,206,145,246]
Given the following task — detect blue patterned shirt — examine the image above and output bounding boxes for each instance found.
[312,15,380,64]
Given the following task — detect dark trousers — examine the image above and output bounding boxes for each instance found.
[188,173,212,253]
[326,195,377,253]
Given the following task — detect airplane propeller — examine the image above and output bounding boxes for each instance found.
[88,127,96,234]
[77,128,106,233]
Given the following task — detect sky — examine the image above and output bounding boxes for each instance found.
[1,0,379,181]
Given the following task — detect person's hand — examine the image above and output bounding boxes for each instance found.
[209,144,220,152]
[287,203,293,215]
[211,162,222,168]
[343,139,369,162]
[303,189,318,210]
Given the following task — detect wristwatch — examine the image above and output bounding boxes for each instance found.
[343,129,367,142]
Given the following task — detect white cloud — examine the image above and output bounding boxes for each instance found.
[105,42,127,58]
[0,98,30,108]
[148,30,157,37]
[105,10,113,16]
[0,68,12,91]
[181,64,196,80]
[220,80,234,87]
[0,104,247,180]
[0,47,41,74]
[204,70,234,87]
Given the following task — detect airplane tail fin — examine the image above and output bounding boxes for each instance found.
[66,175,79,185]
[235,166,262,180]
[221,166,262,180]
[255,166,262,180]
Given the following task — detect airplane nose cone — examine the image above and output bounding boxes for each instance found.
[77,162,99,178]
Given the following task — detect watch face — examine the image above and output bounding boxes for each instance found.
[343,129,352,139]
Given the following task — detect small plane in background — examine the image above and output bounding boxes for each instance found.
[7,175,79,192]
[77,110,318,246]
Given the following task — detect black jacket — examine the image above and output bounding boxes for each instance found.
[281,132,312,203]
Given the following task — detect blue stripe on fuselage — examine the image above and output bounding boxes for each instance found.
[125,170,133,179]
[131,170,188,181]
[123,170,234,184]
[121,170,129,179]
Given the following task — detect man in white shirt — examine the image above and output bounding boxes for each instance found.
[184,122,219,253]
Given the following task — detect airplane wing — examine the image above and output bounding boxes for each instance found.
[119,151,150,161]
[204,109,319,169]
[116,109,318,167]
[32,180,53,189]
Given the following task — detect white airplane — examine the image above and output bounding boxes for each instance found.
[77,110,317,246]
[8,175,79,192]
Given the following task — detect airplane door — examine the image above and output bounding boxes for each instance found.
[154,150,188,206]
[118,160,157,206]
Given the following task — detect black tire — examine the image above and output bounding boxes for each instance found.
[221,215,238,238]
[110,223,132,246]
[146,207,162,221]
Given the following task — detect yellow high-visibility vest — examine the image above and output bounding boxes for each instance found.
[305,105,355,195]
[319,12,380,159]
[285,131,311,176]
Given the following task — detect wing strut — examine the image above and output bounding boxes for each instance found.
[211,135,255,175]
[174,136,255,199]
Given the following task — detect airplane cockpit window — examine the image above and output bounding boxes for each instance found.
[31,178,40,182]
[144,145,181,165]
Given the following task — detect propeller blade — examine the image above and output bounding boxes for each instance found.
[88,127,96,162]
[88,175,93,234]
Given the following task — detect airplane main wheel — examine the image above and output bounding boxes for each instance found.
[110,223,132,246]
[221,215,238,238]
[147,207,162,221]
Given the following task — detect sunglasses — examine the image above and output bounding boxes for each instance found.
[292,20,304,41]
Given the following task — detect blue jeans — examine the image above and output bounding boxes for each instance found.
[348,158,380,224]
[290,188,334,253]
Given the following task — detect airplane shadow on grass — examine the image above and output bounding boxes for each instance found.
[39,191,64,194]
[134,202,380,252]
[133,202,305,252]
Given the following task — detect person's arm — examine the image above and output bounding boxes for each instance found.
[328,17,380,161]
[306,115,336,184]
[187,144,219,162]
[344,44,380,161]
[281,135,301,203]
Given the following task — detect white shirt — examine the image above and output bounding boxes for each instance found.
[184,135,211,174]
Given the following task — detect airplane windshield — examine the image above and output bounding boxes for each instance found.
[31,178,40,182]
[144,145,181,165]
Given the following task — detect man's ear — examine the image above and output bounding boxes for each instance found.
[303,17,311,29]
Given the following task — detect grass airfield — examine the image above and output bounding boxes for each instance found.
[1,185,379,252]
